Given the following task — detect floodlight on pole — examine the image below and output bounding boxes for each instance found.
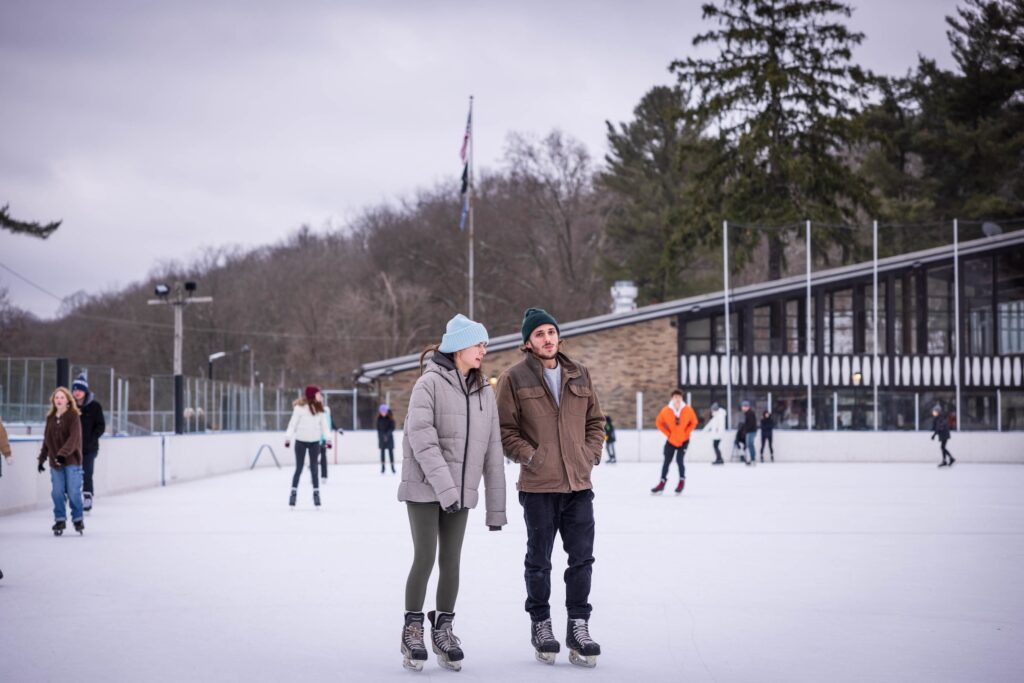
[208,351,228,380]
[148,282,213,434]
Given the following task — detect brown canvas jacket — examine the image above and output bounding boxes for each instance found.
[38,412,83,468]
[496,351,605,493]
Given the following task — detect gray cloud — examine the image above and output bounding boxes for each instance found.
[0,0,959,316]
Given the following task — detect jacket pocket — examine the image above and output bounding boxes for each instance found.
[565,382,591,415]
[517,385,555,417]
[525,444,546,471]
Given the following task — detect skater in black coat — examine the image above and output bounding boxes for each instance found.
[759,411,775,462]
[737,400,757,465]
[71,374,106,512]
[931,405,955,467]
[377,404,396,474]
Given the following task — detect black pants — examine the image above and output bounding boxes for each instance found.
[380,448,394,470]
[660,441,689,480]
[83,450,98,495]
[760,433,774,457]
[605,442,616,460]
[320,442,329,477]
[520,490,595,622]
[938,437,952,460]
[712,439,722,461]
[291,441,321,489]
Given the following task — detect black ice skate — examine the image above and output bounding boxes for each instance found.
[428,610,464,672]
[313,489,321,507]
[651,479,666,494]
[401,611,428,672]
[289,488,297,507]
[52,520,66,536]
[531,617,560,664]
[83,492,93,513]
[566,618,601,668]
[73,520,84,535]
[675,479,685,494]
[947,455,956,467]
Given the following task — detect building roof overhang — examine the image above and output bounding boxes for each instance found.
[356,229,1024,382]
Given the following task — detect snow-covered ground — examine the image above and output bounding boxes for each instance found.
[2,461,1022,683]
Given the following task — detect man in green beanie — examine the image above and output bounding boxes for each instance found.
[496,307,606,668]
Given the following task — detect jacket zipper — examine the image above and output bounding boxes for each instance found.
[460,380,470,509]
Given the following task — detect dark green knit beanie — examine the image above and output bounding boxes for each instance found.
[521,307,559,343]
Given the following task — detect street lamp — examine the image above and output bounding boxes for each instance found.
[148,282,213,434]
[208,351,228,380]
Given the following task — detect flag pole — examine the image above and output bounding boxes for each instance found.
[467,95,475,319]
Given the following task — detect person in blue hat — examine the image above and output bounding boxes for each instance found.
[71,373,106,512]
[398,313,507,672]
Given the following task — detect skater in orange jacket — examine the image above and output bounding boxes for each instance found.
[651,389,698,494]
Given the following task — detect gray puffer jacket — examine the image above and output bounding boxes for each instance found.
[398,352,507,528]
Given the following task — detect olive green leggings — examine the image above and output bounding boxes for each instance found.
[405,502,469,613]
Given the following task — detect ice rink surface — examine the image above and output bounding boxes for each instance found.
[2,460,1022,683]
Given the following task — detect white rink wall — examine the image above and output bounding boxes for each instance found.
[608,429,1024,464]
[2,429,1021,515]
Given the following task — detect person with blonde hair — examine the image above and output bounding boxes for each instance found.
[37,387,85,535]
[398,314,507,672]
[285,385,331,507]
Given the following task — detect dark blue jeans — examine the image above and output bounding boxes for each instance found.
[519,490,595,622]
[660,441,688,479]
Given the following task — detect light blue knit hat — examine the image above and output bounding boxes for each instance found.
[438,314,489,353]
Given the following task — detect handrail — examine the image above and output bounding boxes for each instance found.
[250,444,281,470]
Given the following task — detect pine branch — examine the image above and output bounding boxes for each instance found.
[0,204,62,238]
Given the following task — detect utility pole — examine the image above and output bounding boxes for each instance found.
[148,282,212,434]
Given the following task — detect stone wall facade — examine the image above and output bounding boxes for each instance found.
[377,316,679,430]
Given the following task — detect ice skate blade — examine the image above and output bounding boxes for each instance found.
[569,650,598,668]
[535,650,556,665]
[435,655,461,672]
[402,658,424,672]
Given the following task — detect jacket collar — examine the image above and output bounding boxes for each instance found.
[424,351,484,394]
[524,350,581,380]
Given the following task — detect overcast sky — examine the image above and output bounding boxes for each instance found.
[1,0,961,318]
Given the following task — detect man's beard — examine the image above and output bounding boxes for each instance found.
[531,345,558,360]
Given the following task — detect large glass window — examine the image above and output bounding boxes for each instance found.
[927,267,953,354]
[893,276,916,355]
[713,313,739,353]
[964,257,994,355]
[865,284,886,354]
[683,317,711,352]
[753,305,772,353]
[824,289,854,354]
[785,299,801,353]
[997,250,1024,354]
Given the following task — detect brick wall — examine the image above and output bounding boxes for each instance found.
[378,316,678,429]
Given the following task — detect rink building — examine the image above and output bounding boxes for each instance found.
[356,230,1024,432]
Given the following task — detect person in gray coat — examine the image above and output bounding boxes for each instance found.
[397,313,507,673]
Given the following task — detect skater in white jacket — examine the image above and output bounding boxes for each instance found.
[704,402,727,465]
[285,385,331,507]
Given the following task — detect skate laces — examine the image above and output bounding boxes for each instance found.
[570,619,594,645]
[434,622,461,650]
[534,619,556,642]
[404,622,425,648]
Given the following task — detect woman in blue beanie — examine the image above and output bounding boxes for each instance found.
[397,314,507,672]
